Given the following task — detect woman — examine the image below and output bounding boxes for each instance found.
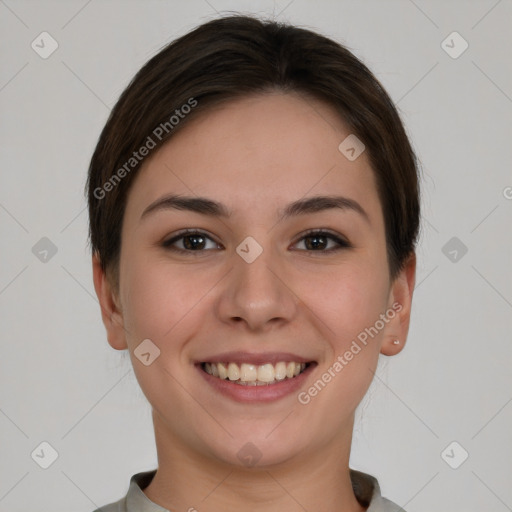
[88,14,419,512]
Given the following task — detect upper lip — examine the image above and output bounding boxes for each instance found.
[196,351,315,366]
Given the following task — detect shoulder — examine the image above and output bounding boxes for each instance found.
[350,469,406,512]
[90,470,160,512]
[90,496,126,512]
[375,496,406,511]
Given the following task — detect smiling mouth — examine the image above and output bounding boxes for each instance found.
[201,361,312,386]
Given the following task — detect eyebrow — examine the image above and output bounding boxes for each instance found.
[140,194,370,224]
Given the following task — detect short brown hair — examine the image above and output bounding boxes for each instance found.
[86,14,420,291]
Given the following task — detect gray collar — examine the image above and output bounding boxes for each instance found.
[123,468,405,512]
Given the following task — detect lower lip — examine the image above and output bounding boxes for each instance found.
[197,364,316,403]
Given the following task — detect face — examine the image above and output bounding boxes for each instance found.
[94,92,415,470]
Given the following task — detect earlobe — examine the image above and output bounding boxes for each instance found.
[381,337,404,356]
[92,253,128,351]
[380,252,416,357]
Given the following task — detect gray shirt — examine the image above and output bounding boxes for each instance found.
[92,469,405,511]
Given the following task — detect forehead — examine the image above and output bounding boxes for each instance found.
[124,92,383,226]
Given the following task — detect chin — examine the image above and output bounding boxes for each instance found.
[201,429,309,470]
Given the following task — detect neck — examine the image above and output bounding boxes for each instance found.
[143,411,366,512]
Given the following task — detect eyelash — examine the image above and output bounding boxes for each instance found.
[161,228,352,255]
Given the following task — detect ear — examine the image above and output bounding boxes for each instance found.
[380,252,416,356]
[92,252,128,350]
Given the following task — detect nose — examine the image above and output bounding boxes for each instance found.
[215,243,298,332]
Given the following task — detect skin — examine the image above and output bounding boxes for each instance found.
[93,91,416,512]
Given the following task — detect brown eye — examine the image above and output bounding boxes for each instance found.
[293,230,351,252]
[162,229,351,255]
[162,230,220,253]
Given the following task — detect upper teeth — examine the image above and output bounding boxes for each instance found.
[203,362,307,385]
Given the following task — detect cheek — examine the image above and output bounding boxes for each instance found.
[119,248,227,351]
[319,264,390,403]
[300,267,388,418]
[120,249,191,343]
[303,261,390,344]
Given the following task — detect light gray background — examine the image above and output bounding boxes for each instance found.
[1,1,511,511]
